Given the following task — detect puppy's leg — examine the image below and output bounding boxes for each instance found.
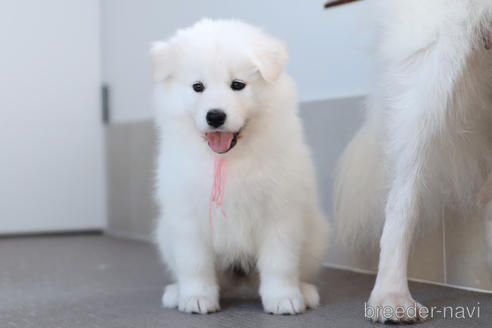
[369,30,472,323]
[299,210,329,309]
[258,213,305,315]
[160,222,219,314]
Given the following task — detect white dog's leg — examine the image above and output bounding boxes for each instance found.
[368,172,426,323]
[258,216,306,315]
[485,202,492,268]
[161,224,220,314]
[368,29,472,323]
[478,171,492,267]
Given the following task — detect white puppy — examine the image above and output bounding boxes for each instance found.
[151,19,328,315]
[335,0,492,324]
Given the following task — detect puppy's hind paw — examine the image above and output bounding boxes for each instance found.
[162,283,179,308]
[301,282,320,309]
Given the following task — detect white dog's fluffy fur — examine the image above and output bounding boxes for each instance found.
[151,19,328,315]
[335,0,492,323]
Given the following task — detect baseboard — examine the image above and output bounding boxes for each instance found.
[105,229,154,243]
[323,262,492,295]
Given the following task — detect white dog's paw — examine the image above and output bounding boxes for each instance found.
[262,288,306,315]
[178,295,220,314]
[367,291,427,323]
[162,284,179,308]
[300,283,320,309]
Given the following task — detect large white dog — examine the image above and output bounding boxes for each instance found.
[151,19,328,315]
[335,0,492,323]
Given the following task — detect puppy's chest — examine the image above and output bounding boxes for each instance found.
[220,161,277,210]
[212,219,258,268]
[207,161,276,262]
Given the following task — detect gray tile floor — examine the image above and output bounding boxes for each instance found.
[0,234,490,328]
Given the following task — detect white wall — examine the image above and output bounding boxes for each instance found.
[102,0,376,123]
[0,0,106,233]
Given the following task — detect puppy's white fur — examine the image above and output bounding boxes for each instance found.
[335,0,492,323]
[152,19,328,315]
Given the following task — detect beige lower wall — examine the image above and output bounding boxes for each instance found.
[106,120,158,241]
[106,97,492,292]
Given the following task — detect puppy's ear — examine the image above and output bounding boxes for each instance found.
[251,38,288,82]
[150,41,175,82]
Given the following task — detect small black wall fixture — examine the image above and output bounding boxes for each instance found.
[101,84,110,125]
[324,0,363,9]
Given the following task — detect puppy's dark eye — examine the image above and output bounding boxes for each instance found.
[231,79,246,91]
[192,82,205,93]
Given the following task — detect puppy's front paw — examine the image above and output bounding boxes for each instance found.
[367,291,427,323]
[263,295,306,315]
[162,283,220,314]
[179,295,220,314]
[262,288,306,315]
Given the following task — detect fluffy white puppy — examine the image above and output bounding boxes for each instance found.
[151,19,328,315]
[335,0,492,323]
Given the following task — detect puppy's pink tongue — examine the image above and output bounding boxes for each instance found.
[207,132,234,153]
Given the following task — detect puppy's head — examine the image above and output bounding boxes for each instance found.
[151,19,288,154]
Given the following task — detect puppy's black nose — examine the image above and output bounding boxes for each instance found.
[206,109,227,128]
